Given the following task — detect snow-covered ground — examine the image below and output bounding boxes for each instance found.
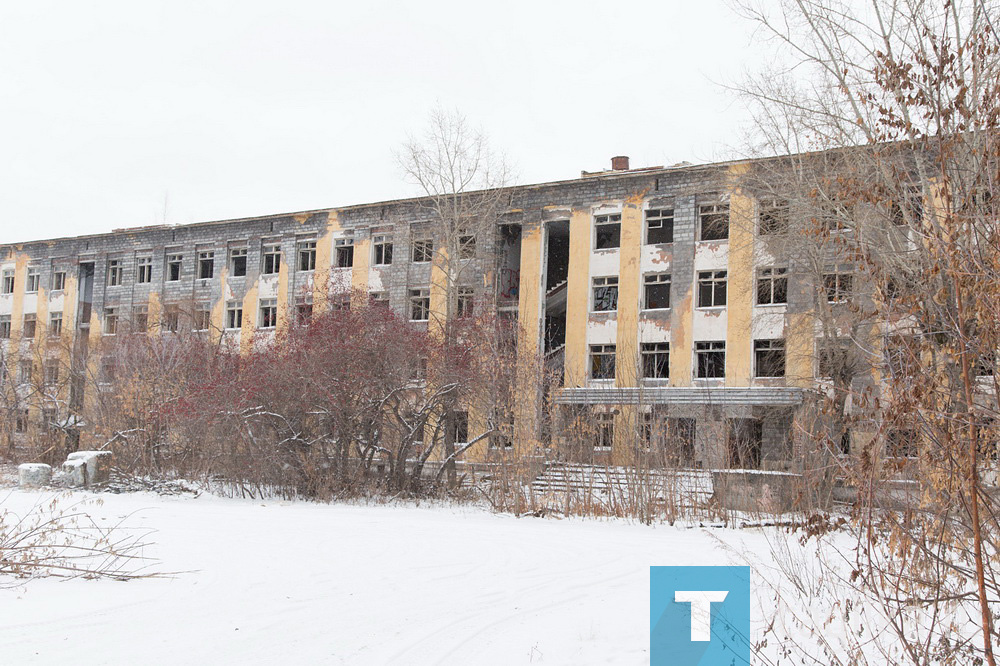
[0,488,832,665]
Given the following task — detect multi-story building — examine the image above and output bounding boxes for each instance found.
[0,156,832,469]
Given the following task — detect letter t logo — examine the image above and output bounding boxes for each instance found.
[674,590,729,641]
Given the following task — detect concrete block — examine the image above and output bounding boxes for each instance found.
[65,450,113,485]
[62,459,87,487]
[18,463,52,487]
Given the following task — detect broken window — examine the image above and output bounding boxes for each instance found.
[335,239,354,268]
[370,292,389,308]
[298,240,317,271]
[129,306,146,332]
[699,203,729,241]
[594,213,621,250]
[0,315,10,339]
[412,239,433,263]
[1,269,14,294]
[815,201,853,232]
[259,299,278,329]
[456,286,474,318]
[665,417,696,465]
[229,247,248,277]
[458,235,476,260]
[696,341,726,379]
[373,235,393,265]
[262,243,282,275]
[295,298,313,324]
[824,271,853,303]
[166,253,183,281]
[818,338,852,379]
[594,412,614,450]
[41,407,56,433]
[452,410,469,444]
[758,199,789,235]
[644,273,671,310]
[590,344,616,380]
[99,357,115,384]
[194,304,211,331]
[23,313,37,339]
[225,301,243,330]
[49,311,63,337]
[18,360,33,385]
[592,276,619,312]
[52,270,66,291]
[25,267,40,293]
[136,256,153,283]
[102,308,117,335]
[697,270,727,308]
[106,260,123,287]
[43,360,59,386]
[410,289,430,321]
[198,251,215,280]
[14,408,28,433]
[889,186,922,226]
[164,305,180,333]
[645,209,674,245]
[754,339,786,377]
[641,342,670,379]
[756,267,788,305]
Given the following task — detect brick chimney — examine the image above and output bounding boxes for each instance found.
[611,155,630,171]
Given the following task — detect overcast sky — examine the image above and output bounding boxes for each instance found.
[0,1,767,244]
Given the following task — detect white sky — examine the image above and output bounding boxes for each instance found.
[0,0,767,244]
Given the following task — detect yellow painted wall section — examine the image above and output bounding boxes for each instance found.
[312,211,339,311]
[428,245,449,340]
[615,194,643,388]
[350,238,371,308]
[239,281,259,356]
[35,287,48,341]
[563,208,592,387]
[725,167,754,386]
[62,272,78,340]
[10,251,27,337]
[669,286,693,386]
[514,222,544,451]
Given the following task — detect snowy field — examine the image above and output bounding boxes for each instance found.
[0,488,837,665]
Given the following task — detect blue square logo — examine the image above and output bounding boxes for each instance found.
[650,566,751,665]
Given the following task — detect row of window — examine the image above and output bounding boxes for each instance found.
[0,268,65,295]
[588,339,787,381]
[0,312,63,339]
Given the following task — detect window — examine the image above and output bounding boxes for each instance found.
[198,251,215,280]
[975,350,996,377]
[128,255,151,284]
[44,360,59,386]
[164,305,180,333]
[645,209,674,244]
[298,240,317,271]
[259,299,278,329]
[838,429,852,455]
[642,342,670,379]
[23,313,37,339]
[52,271,66,291]
[229,247,248,277]
[262,243,282,275]
[889,187,923,226]
[451,411,469,444]
[457,287,474,318]
[49,311,63,337]
[370,292,389,308]
[335,239,354,268]
[754,339,786,377]
[412,239,433,263]
[824,271,852,303]
[100,358,115,384]
[14,408,28,433]
[590,344,616,380]
[815,202,853,232]
[699,203,729,241]
[696,341,726,379]
[1,269,14,294]
[887,428,918,458]
[131,305,148,332]
[373,235,393,265]
[226,301,243,329]
[884,335,919,377]
[458,235,476,260]
[756,267,788,305]
[594,213,621,249]
[644,273,671,310]
[103,307,118,335]
[592,276,619,312]
[166,254,183,281]
[818,339,851,378]
[295,299,313,324]
[106,259,123,286]
[41,407,56,433]
[410,289,430,321]
[18,360,33,384]
[0,315,10,339]
[594,412,614,450]
[331,294,351,311]
[25,268,40,293]
[758,199,789,235]
[697,270,727,307]
[195,305,212,331]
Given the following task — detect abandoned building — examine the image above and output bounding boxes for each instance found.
[0,155,879,471]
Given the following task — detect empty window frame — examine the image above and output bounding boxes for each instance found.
[0,314,11,339]
[44,360,59,386]
[229,247,248,277]
[262,243,282,275]
[197,251,215,280]
[194,305,212,331]
[49,311,63,337]
[131,305,148,332]
[370,291,389,308]
[52,270,66,291]
[410,289,430,321]
[644,273,671,310]
[22,313,37,339]
[824,271,853,303]
[259,299,278,329]
[103,307,118,335]
[451,410,469,444]
[641,342,670,379]
[592,276,619,312]
[295,298,313,324]
[594,411,614,450]
[226,301,243,330]
[756,267,788,305]
[166,253,183,281]
[164,305,180,333]
[645,209,674,244]
[590,344,617,380]
[754,339,786,377]
[1,269,14,294]
[136,256,153,283]
[698,203,729,241]
[25,267,40,293]
[18,360,33,384]
[298,240,317,271]
[412,239,433,263]
[14,407,28,433]
[697,270,727,307]
[106,260,123,286]
[373,235,393,265]
[758,199,789,235]
[458,235,476,260]
[814,201,853,232]
[335,239,354,268]
[889,186,923,226]
[456,286,474,318]
[594,213,621,250]
[817,338,851,378]
[696,341,726,379]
